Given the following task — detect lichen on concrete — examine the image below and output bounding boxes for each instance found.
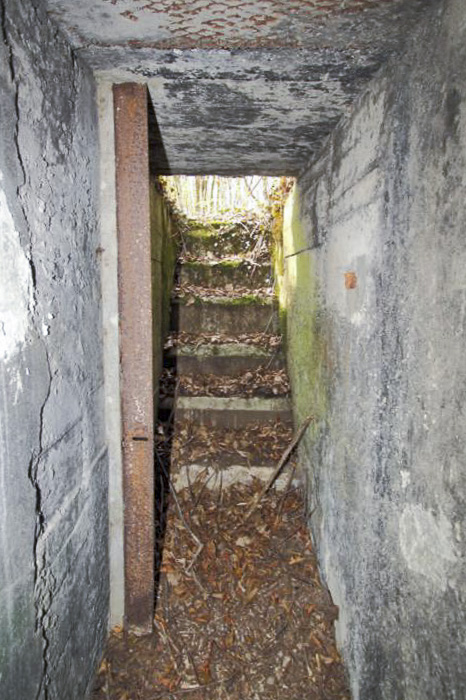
[282,184,330,431]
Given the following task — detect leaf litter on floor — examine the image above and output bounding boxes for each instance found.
[169,420,297,467]
[160,366,290,399]
[165,332,282,351]
[92,477,350,700]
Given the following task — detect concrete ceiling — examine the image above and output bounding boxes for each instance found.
[46,0,434,175]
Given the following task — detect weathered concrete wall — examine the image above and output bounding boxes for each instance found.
[285,0,466,697]
[0,2,108,698]
[150,180,179,404]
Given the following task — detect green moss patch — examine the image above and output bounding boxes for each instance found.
[282,187,330,432]
[175,293,273,307]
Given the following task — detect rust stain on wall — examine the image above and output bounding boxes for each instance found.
[344,271,357,289]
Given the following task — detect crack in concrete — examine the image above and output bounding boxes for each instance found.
[2,8,55,695]
[28,346,53,700]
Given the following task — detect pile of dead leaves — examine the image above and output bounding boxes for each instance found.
[92,480,349,700]
[172,283,274,302]
[170,420,296,468]
[175,367,290,399]
[165,332,282,351]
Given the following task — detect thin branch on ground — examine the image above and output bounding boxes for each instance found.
[244,416,314,520]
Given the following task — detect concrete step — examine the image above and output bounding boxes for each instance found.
[165,341,285,376]
[172,463,299,492]
[163,395,292,428]
[170,296,279,335]
[183,226,265,257]
[178,259,271,289]
[168,418,295,468]
[171,452,288,469]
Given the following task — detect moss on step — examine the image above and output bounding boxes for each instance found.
[186,228,216,239]
[175,293,273,307]
[183,218,272,258]
[185,219,225,231]
[212,259,243,269]
[183,259,244,270]
[179,259,271,291]
[222,293,270,306]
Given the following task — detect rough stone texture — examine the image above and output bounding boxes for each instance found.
[0,1,108,698]
[284,0,466,697]
[44,0,433,175]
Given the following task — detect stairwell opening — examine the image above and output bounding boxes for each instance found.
[92,175,350,699]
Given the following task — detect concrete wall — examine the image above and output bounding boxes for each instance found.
[0,2,108,698]
[150,180,179,407]
[97,81,124,629]
[284,0,466,697]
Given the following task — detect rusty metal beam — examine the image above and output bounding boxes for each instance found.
[114,83,154,633]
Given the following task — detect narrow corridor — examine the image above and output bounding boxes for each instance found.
[2,2,465,698]
[92,204,349,699]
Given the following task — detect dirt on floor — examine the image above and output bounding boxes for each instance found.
[92,471,350,700]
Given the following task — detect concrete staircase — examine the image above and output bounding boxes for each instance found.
[162,219,293,467]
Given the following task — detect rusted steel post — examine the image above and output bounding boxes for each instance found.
[113,83,154,633]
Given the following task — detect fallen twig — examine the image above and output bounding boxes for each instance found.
[192,470,216,511]
[154,617,182,680]
[187,650,201,686]
[277,462,297,517]
[151,674,238,698]
[186,541,204,573]
[164,472,205,574]
[244,416,314,520]
[185,464,195,502]
[216,469,224,531]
